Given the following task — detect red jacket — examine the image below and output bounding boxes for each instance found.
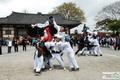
[42,26,54,42]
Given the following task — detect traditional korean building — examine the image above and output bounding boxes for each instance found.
[0,12,80,38]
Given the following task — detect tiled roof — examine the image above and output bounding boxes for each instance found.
[0,12,80,28]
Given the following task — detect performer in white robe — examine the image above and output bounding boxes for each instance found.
[33,41,44,74]
[90,35,102,56]
[45,40,65,70]
[55,34,79,71]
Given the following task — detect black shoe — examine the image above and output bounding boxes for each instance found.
[75,52,79,55]
[41,68,46,71]
[94,55,98,56]
[36,71,41,74]
[70,68,75,71]
[100,54,102,56]
[75,68,79,71]
[35,71,41,76]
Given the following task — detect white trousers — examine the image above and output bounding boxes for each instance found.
[81,47,88,54]
[63,49,79,69]
[93,46,102,55]
[34,50,44,72]
[49,53,64,68]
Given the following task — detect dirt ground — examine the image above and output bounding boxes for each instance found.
[0,46,120,80]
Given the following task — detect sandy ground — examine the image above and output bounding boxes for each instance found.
[0,46,120,80]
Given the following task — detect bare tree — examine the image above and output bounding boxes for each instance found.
[50,2,85,23]
[96,1,120,22]
[95,1,120,31]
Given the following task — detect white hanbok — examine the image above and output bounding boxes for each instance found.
[45,41,64,68]
[33,50,44,72]
[58,41,79,69]
[90,38,102,55]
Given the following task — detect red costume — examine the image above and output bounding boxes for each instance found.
[42,26,53,42]
[41,24,58,42]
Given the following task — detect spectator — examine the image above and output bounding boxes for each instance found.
[22,38,27,51]
[13,38,19,52]
[0,38,2,55]
[115,36,120,50]
[7,38,12,53]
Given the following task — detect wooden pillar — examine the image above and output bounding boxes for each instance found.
[0,25,2,38]
[14,25,18,37]
[24,24,29,36]
[26,24,30,35]
[65,27,70,35]
[68,28,70,35]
